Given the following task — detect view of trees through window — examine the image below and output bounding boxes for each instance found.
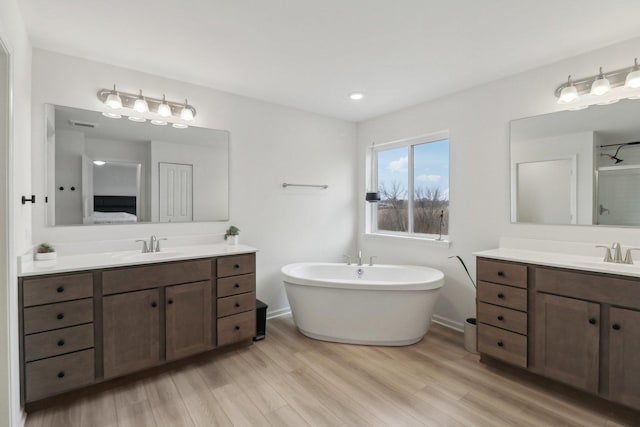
[375,138,449,237]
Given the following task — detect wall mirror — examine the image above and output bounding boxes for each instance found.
[510,98,640,226]
[46,104,229,226]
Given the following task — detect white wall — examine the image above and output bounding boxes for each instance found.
[31,49,357,316]
[0,0,30,425]
[357,36,640,330]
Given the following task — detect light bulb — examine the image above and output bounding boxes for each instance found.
[625,58,640,89]
[558,75,578,104]
[172,123,188,129]
[158,94,172,118]
[180,99,195,122]
[105,84,122,109]
[133,89,149,113]
[128,116,146,123]
[150,119,168,126]
[590,67,610,96]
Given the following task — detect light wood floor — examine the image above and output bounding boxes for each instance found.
[26,316,638,427]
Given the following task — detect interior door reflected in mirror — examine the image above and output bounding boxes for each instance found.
[46,104,229,226]
[510,98,640,226]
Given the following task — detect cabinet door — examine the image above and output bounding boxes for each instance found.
[103,289,160,379]
[609,307,640,408]
[534,293,600,393]
[166,281,212,360]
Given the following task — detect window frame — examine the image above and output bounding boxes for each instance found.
[369,130,450,242]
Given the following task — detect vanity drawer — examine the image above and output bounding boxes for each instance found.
[23,299,93,335]
[478,324,527,368]
[24,323,94,362]
[102,259,211,295]
[217,253,256,278]
[25,349,95,402]
[478,302,527,335]
[23,273,93,307]
[217,274,256,298]
[477,259,527,288]
[217,310,256,346]
[478,281,527,312]
[217,292,256,318]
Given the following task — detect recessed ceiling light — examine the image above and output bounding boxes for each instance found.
[93,160,106,166]
[349,92,364,101]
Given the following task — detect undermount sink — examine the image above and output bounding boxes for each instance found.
[112,250,182,262]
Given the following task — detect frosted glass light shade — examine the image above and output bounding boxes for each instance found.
[105,92,122,109]
[558,85,578,104]
[158,102,171,118]
[626,69,640,89]
[590,76,610,96]
[180,106,194,122]
[133,94,149,113]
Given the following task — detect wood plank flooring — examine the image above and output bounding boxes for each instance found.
[26,316,639,427]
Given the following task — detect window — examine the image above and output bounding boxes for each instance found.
[370,133,449,240]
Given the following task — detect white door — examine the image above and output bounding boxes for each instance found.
[159,163,193,222]
[81,155,94,223]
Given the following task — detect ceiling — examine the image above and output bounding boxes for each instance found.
[19,0,640,122]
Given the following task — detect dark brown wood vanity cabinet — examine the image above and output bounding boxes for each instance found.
[19,253,257,408]
[476,259,528,368]
[476,257,640,411]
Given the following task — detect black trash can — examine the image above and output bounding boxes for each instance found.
[254,299,268,341]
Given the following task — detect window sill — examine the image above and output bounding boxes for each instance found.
[363,232,451,248]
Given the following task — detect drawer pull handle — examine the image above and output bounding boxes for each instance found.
[56,313,64,320]
[234,264,240,269]
[497,271,504,277]
[497,315,504,321]
[234,283,240,288]
[497,341,504,347]
[57,371,65,379]
[589,318,597,325]
[497,293,505,299]
[235,303,240,308]
[235,325,240,331]
[56,286,64,293]
[168,299,174,305]
[151,302,157,308]
[57,339,65,347]
[612,323,621,330]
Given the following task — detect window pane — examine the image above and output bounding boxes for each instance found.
[413,139,449,235]
[377,146,409,232]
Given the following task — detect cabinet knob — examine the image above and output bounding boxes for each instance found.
[57,372,65,379]
[497,315,504,321]
[235,325,240,331]
[168,299,173,305]
[56,313,64,320]
[497,271,504,277]
[589,318,597,325]
[235,303,240,308]
[57,339,65,347]
[497,341,504,347]
[612,323,621,330]
[234,283,240,288]
[234,264,240,269]
[56,286,64,293]
[497,293,505,299]
[151,302,157,308]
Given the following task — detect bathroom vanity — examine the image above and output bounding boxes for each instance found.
[475,250,640,411]
[18,246,257,409]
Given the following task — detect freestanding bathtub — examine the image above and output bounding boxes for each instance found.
[282,262,445,346]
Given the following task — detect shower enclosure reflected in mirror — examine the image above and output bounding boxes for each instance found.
[46,104,229,226]
[510,98,640,226]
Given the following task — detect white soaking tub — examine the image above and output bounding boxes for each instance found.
[282,262,444,346]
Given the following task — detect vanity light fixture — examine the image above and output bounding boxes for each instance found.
[590,67,611,96]
[626,58,640,88]
[97,86,197,126]
[555,58,640,108]
[133,89,149,113]
[105,84,122,109]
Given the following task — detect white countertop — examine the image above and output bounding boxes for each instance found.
[474,248,640,279]
[19,243,258,277]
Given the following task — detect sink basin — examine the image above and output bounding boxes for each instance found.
[574,260,640,272]
[113,251,183,262]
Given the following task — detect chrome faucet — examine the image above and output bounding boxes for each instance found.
[369,256,377,266]
[149,235,157,253]
[596,242,640,264]
[135,236,167,253]
[135,239,149,253]
[357,250,363,266]
[612,242,623,263]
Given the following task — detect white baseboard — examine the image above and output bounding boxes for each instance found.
[432,315,464,333]
[267,307,291,320]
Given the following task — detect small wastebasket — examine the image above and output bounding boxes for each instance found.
[254,299,268,341]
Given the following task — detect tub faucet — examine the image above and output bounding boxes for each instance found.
[369,256,377,266]
[357,250,363,266]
